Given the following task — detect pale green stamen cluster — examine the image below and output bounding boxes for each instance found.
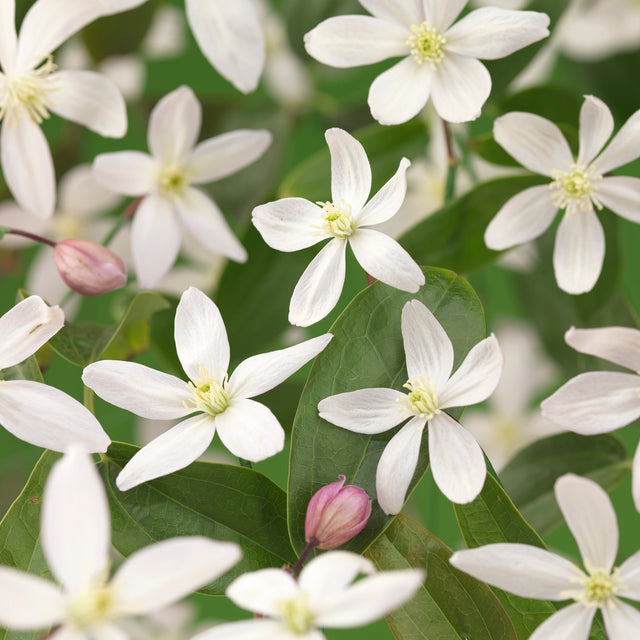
[158,165,188,197]
[550,163,603,215]
[316,199,355,238]
[278,593,315,634]
[399,375,440,419]
[66,580,114,629]
[407,22,446,67]
[186,364,230,416]
[563,564,625,608]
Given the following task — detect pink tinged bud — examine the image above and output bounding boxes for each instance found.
[54,239,127,296]
[305,475,372,550]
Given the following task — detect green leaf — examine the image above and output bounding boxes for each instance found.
[366,515,517,640]
[98,442,297,594]
[288,267,485,556]
[501,433,629,536]
[0,355,43,383]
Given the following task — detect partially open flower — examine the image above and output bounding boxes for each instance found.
[305,475,371,550]
[54,239,127,296]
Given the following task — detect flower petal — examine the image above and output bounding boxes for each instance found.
[92,152,157,196]
[116,414,215,491]
[357,157,410,226]
[594,108,640,174]
[619,540,640,598]
[634,441,640,515]
[602,599,640,640]
[597,176,640,223]
[191,620,303,640]
[564,325,640,372]
[226,568,298,617]
[529,603,596,640]
[252,198,323,251]
[0,0,16,72]
[214,398,284,462]
[553,208,605,295]
[423,0,467,31]
[360,0,423,26]
[577,95,614,166]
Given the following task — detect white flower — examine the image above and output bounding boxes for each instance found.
[318,299,503,513]
[0,447,242,637]
[82,286,332,490]
[450,473,640,640]
[303,0,549,125]
[540,325,640,512]
[0,0,130,219]
[189,551,424,640]
[0,295,110,452]
[252,127,425,327]
[92,85,272,289]
[485,95,640,294]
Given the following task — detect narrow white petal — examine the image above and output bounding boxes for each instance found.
[174,286,229,382]
[594,108,640,175]
[60,163,121,215]
[43,448,110,594]
[540,372,640,433]
[484,185,558,250]
[0,296,63,369]
[0,0,16,72]
[112,537,241,614]
[619,541,640,598]
[494,112,573,177]
[449,544,578,599]
[529,604,596,640]
[116,414,215,490]
[92,152,157,196]
[0,380,110,452]
[192,620,300,640]
[368,57,432,126]
[553,209,605,295]
[229,334,332,399]
[423,0,467,31]
[555,474,618,572]
[91,624,128,640]
[288,240,346,327]
[428,412,486,503]
[304,16,408,67]
[48,71,126,137]
[349,229,424,292]
[226,569,298,617]
[577,96,614,166]
[360,0,423,26]
[1,118,55,219]
[357,157,410,226]
[634,441,640,515]
[602,599,640,640]
[597,176,640,223]
[565,325,640,372]
[214,399,284,462]
[376,418,424,515]
[185,0,264,93]
[148,86,201,163]
[83,360,192,419]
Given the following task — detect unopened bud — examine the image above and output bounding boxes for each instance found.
[305,475,371,550]
[54,239,127,296]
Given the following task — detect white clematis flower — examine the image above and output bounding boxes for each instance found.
[450,473,640,640]
[252,128,425,327]
[92,85,272,289]
[303,0,549,125]
[318,299,503,513]
[540,325,640,512]
[189,551,425,640]
[0,447,242,637]
[82,286,332,490]
[485,95,640,294]
[0,295,110,452]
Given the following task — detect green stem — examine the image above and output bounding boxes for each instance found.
[442,119,458,202]
[1,227,56,247]
[83,385,95,414]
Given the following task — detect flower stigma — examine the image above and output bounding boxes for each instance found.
[66,576,115,629]
[407,22,446,67]
[278,592,315,634]
[549,163,603,215]
[157,164,188,197]
[563,564,625,608]
[316,199,355,238]
[186,364,230,416]
[399,375,440,419]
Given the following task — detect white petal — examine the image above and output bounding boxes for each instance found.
[214,398,284,462]
[59,163,121,215]
[318,388,408,434]
[148,86,200,163]
[368,57,432,126]
[349,229,424,292]
[112,537,241,614]
[116,414,215,491]
[226,569,298,617]
[594,108,640,175]
[185,0,264,93]
[42,448,110,594]
[423,0,467,31]
[92,152,157,196]
[484,185,558,250]
[444,8,549,60]
[175,187,246,262]
[49,71,126,137]
[326,128,371,213]
[553,209,605,295]
[555,474,618,572]
[191,620,301,640]
[619,541,640,598]
[229,334,332,399]
[92,624,128,640]
[634,442,640,515]
[0,296,63,369]
[360,0,423,26]
[430,53,491,123]
[564,325,640,372]
[357,157,410,226]
[186,129,271,183]
[0,380,110,452]
[0,0,16,72]
[288,239,346,327]
[540,371,640,434]
[174,286,229,382]
[428,412,486,503]
[304,16,408,67]
[376,417,424,515]
[529,603,596,640]
[602,599,640,640]
[577,96,614,166]
[83,360,192,419]
[0,568,63,630]
[494,112,573,176]
[597,176,640,223]
[440,335,503,409]
[1,117,55,219]
[449,544,578,599]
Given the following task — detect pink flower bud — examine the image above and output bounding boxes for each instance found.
[305,475,371,550]
[54,239,127,296]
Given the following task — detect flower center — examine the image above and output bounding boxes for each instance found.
[157,165,188,197]
[186,364,230,416]
[563,564,625,608]
[278,593,315,634]
[549,163,603,215]
[407,22,446,67]
[66,583,115,629]
[317,199,355,238]
[399,375,440,419]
